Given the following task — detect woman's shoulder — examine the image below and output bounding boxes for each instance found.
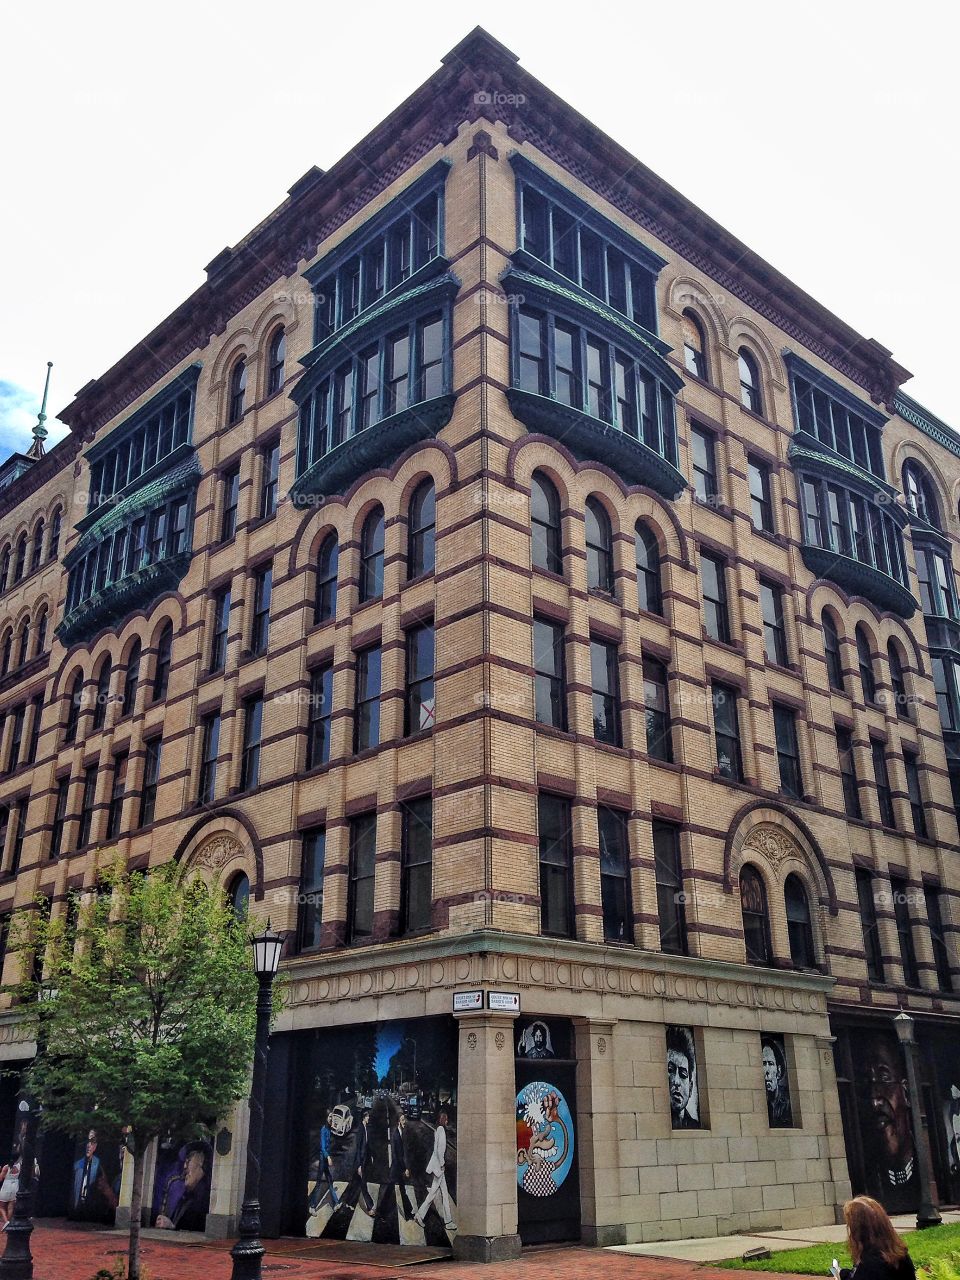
[854,1254,916,1279]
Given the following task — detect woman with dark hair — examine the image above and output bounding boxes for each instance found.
[838,1196,915,1279]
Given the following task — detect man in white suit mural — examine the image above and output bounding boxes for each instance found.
[413,1112,456,1231]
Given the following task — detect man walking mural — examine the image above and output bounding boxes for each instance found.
[414,1112,456,1231]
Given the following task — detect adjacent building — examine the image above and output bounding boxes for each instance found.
[1,27,959,1258]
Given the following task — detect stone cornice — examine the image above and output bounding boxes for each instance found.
[895,393,960,461]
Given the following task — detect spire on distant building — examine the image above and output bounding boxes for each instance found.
[26,361,52,459]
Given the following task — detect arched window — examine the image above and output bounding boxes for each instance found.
[315,533,339,625]
[785,874,816,969]
[153,623,173,702]
[92,658,112,731]
[738,348,762,414]
[407,480,436,579]
[227,872,250,919]
[16,621,29,667]
[34,608,47,656]
[228,359,247,424]
[740,864,772,965]
[821,610,844,692]
[13,534,27,583]
[30,520,45,574]
[902,460,940,528]
[530,472,563,575]
[64,671,84,744]
[266,327,286,398]
[122,640,141,717]
[887,640,909,720]
[0,630,11,676]
[359,507,385,603]
[48,508,62,561]
[681,310,709,381]
[635,522,662,616]
[0,548,9,593]
[585,497,614,593]
[855,625,876,703]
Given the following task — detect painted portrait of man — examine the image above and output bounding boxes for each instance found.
[154,1140,213,1231]
[666,1026,701,1130]
[517,1021,554,1059]
[761,1034,793,1128]
[857,1032,919,1213]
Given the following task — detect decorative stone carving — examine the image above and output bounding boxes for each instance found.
[597,1037,607,1055]
[467,1032,478,1051]
[190,836,244,874]
[742,824,800,870]
[495,1031,505,1051]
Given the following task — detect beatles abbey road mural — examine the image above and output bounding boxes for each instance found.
[761,1034,794,1128]
[666,1026,702,1129]
[303,1016,458,1247]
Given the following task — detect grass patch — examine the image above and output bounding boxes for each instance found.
[715,1220,960,1273]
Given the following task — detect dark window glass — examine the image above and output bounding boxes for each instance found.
[822,612,845,692]
[92,660,112,732]
[518,308,546,394]
[228,359,246,424]
[925,888,953,992]
[297,827,325,952]
[210,588,231,673]
[30,521,44,574]
[34,609,47,656]
[643,657,672,762]
[785,874,816,968]
[700,552,730,644]
[748,456,773,531]
[198,713,221,806]
[357,345,380,430]
[740,865,772,965]
[774,704,802,798]
[712,682,743,782]
[590,638,621,746]
[691,426,718,503]
[251,564,272,656]
[586,337,609,420]
[307,665,333,769]
[635,523,662,615]
[401,796,433,935]
[240,696,263,791]
[48,509,61,560]
[418,315,444,400]
[315,534,338,624]
[15,622,28,668]
[77,764,98,847]
[538,793,573,938]
[64,672,83,745]
[891,876,919,986]
[221,467,240,542]
[355,646,381,753]
[260,440,280,519]
[153,623,173,702]
[348,813,377,943]
[385,329,410,415]
[533,617,566,731]
[871,740,895,828]
[140,738,162,827]
[585,497,614,593]
[9,798,28,875]
[106,752,128,839]
[682,311,708,380]
[802,479,823,545]
[405,624,435,736]
[531,473,563,574]
[654,822,687,955]
[267,327,286,397]
[738,349,762,414]
[49,776,69,859]
[903,460,939,527]
[554,323,580,407]
[408,480,436,578]
[359,508,384,602]
[521,186,548,259]
[599,806,633,943]
[13,535,26,582]
[836,726,861,819]
[856,868,885,983]
[904,751,927,838]
[856,627,876,702]
[760,580,788,666]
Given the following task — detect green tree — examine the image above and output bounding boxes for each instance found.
[12,859,263,1280]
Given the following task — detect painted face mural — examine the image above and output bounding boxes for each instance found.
[516,1081,575,1197]
[151,1138,213,1231]
[761,1034,793,1128]
[517,1021,554,1059]
[666,1026,701,1129]
[69,1127,121,1224]
[852,1031,919,1214]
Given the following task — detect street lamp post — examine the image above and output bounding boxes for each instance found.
[1,983,57,1280]
[230,924,283,1280]
[893,1011,943,1229]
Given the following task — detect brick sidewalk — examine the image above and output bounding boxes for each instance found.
[26,1220,794,1280]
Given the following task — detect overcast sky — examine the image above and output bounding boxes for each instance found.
[1,0,956,459]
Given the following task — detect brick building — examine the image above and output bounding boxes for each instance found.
[1,26,959,1259]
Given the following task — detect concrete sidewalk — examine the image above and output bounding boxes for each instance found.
[609,1208,960,1264]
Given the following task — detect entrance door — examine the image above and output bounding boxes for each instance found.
[514,1017,580,1245]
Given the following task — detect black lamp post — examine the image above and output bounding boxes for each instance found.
[893,1011,943,1229]
[1,983,57,1280]
[230,924,283,1280]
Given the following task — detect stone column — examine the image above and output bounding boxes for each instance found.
[205,1098,250,1237]
[574,1018,625,1245]
[453,1010,521,1262]
[816,1035,851,1221]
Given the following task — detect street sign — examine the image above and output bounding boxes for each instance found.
[452,990,483,1012]
[487,990,521,1012]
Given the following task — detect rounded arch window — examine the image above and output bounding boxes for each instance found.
[635,522,662,616]
[855,625,876,703]
[34,607,48,656]
[228,359,247,424]
[681,310,709,381]
[0,630,12,676]
[407,479,436,579]
[359,507,385,603]
[737,348,762,415]
[227,872,250,919]
[48,508,62,561]
[585,497,614,593]
[530,472,563,575]
[92,658,112,731]
[886,639,909,720]
[13,534,27,583]
[30,519,45,574]
[739,864,772,965]
[0,548,9,593]
[267,327,286,398]
[64,670,84,745]
[315,533,339,625]
[784,873,816,969]
[902,459,940,528]
[123,639,142,717]
[821,609,844,692]
[15,620,29,667]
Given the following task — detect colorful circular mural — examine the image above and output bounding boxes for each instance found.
[516,1080,575,1196]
